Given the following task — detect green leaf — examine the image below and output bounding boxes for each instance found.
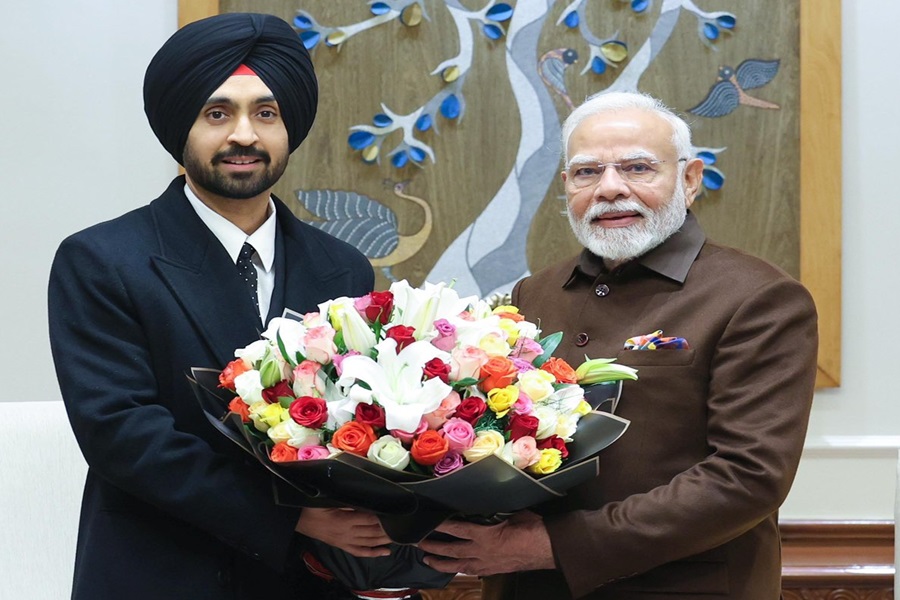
[276,331,297,369]
[533,331,563,367]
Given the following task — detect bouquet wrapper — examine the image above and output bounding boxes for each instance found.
[191,369,627,534]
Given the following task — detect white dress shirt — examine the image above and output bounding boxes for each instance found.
[184,184,276,323]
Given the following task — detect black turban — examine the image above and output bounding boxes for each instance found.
[143,12,318,165]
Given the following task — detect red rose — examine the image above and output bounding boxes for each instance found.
[365,290,394,325]
[262,380,295,405]
[355,403,386,429]
[288,396,328,429]
[508,412,540,440]
[455,397,487,425]
[386,325,417,351]
[411,430,450,466]
[537,435,569,459]
[331,421,377,456]
[422,358,451,383]
[218,359,250,391]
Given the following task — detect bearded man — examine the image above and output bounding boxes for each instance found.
[420,92,819,599]
[48,13,394,600]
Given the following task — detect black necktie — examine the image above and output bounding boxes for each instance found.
[237,242,260,314]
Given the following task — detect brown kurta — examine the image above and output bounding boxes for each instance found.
[485,212,818,600]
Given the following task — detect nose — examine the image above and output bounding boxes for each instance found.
[227,114,259,146]
[591,164,631,201]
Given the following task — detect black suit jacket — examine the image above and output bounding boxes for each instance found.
[48,177,375,599]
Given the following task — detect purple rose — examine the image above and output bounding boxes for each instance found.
[431,318,457,352]
[433,450,465,476]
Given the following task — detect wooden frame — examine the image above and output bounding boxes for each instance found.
[177,0,842,388]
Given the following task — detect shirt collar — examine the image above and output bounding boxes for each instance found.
[564,211,705,287]
[183,184,277,273]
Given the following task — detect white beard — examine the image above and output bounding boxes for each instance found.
[567,184,688,262]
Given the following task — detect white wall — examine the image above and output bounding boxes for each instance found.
[0,2,896,596]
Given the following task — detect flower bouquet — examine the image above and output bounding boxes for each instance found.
[188,280,636,594]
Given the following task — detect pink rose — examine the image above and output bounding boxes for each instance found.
[391,419,428,445]
[292,360,322,397]
[303,326,337,364]
[508,436,541,469]
[423,391,461,430]
[450,346,489,381]
[512,393,534,416]
[512,337,543,363]
[441,417,475,451]
[433,450,465,476]
[297,445,332,460]
[511,357,536,373]
[431,318,457,352]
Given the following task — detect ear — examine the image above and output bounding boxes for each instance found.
[681,158,704,209]
[560,169,568,185]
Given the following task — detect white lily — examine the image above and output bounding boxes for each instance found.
[390,280,478,340]
[336,337,452,432]
[327,297,377,354]
[261,317,308,362]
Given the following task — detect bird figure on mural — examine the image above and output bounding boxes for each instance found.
[295,179,433,282]
[539,47,579,109]
[687,58,781,118]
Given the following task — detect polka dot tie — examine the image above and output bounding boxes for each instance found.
[237,242,260,314]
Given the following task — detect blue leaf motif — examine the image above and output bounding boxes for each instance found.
[703,23,720,40]
[348,131,376,150]
[392,151,409,168]
[441,95,461,120]
[486,4,514,22]
[300,31,320,50]
[632,0,650,13]
[409,147,426,163]
[697,151,717,165]
[416,114,433,132]
[373,113,393,127]
[716,15,736,29]
[703,169,725,190]
[293,15,312,29]
[564,11,579,28]
[483,24,503,40]
[370,2,391,16]
[591,57,607,75]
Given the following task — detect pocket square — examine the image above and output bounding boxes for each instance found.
[624,329,690,350]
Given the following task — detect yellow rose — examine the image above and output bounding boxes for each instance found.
[492,305,520,316]
[478,332,512,357]
[528,448,563,475]
[250,402,287,432]
[498,318,520,345]
[462,430,506,462]
[486,385,519,417]
[517,369,556,403]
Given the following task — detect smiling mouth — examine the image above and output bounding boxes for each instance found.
[222,157,261,165]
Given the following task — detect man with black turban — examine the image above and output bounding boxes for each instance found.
[48,13,385,600]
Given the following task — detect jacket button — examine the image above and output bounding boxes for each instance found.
[595,284,610,297]
[217,569,232,585]
[575,333,589,347]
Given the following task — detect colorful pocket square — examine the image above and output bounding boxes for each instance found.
[624,330,690,350]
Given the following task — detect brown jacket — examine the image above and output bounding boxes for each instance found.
[484,213,818,599]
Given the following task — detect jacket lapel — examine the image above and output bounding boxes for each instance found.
[148,178,263,368]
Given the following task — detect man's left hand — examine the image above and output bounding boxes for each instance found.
[418,511,555,576]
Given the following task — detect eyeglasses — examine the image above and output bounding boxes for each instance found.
[565,158,687,188]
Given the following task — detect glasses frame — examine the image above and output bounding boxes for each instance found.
[565,157,689,189]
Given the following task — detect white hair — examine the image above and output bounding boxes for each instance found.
[560,91,693,164]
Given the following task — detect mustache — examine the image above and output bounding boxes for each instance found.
[583,200,651,220]
[212,147,271,164]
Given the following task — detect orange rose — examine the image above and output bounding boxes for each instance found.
[269,441,299,463]
[411,430,450,466]
[219,359,251,391]
[478,356,518,392]
[541,357,577,384]
[227,397,251,423]
[331,421,377,456]
[494,311,524,323]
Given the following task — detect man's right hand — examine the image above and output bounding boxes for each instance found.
[296,507,393,557]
